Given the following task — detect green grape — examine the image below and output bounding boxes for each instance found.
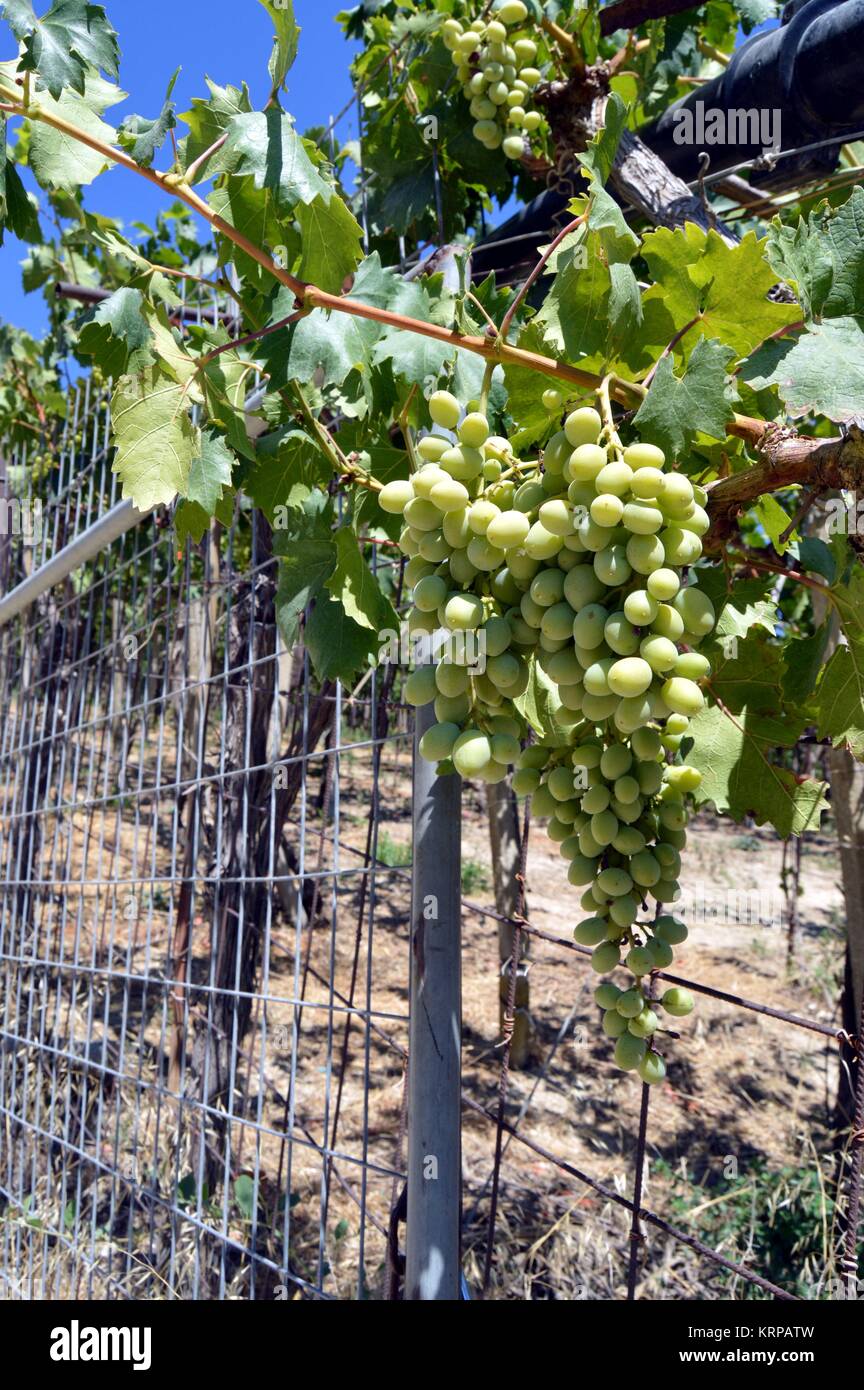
[458,412,490,449]
[572,741,603,770]
[567,854,597,886]
[452,729,492,777]
[467,536,506,571]
[541,601,577,641]
[572,603,608,649]
[640,634,678,673]
[661,526,702,566]
[441,445,484,481]
[622,501,664,535]
[609,892,638,928]
[521,523,561,561]
[404,666,438,706]
[636,761,663,797]
[413,574,448,612]
[491,732,521,764]
[661,676,705,717]
[660,473,694,514]
[583,658,614,698]
[435,692,470,724]
[675,651,711,680]
[543,393,565,417]
[444,592,484,630]
[591,941,621,973]
[539,498,574,536]
[563,566,605,610]
[662,987,695,1017]
[613,827,646,856]
[616,988,645,1019]
[604,611,640,656]
[613,775,640,805]
[591,809,619,845]
[631,726,661,760]
[638,1051,666,1085]
[615,1033,647,1071]
[595,981,622,1009]
[597,867,633,897]
[651,603,685,641]
[379,479,415,513]
[603,1008,629,1038]
[404,556,436,586]
[468,497,500,534]
[607,657,653,698]
[590,493,624,528]
[646,937,673,969]
[626,534,666,575]
[623,442,665,471]
[419,721,461,762]
[429,390,461,430]
[626,945,654,976]
[567,443,607,482]
[629,466,665,500]
[435,661,469,697]
[594,545,632,588]
[574,916,610,946]
[628,1006,659,1038]
[595,461,633,496]
[646,567,681,601]
[503,134,525,158]
[674,587,716,636]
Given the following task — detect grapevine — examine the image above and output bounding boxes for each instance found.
[386,386,710,1080]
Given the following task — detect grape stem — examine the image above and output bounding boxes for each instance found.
[597,374,625,460]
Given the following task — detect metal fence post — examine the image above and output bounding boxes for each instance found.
[406,695,463,1300]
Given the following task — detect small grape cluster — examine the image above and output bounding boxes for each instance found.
[379,386,711,1080]
[439,2,545,161]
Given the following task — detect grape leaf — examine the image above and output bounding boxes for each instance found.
[258,0,300,95]
[6,0,120,100]
[117,69,179,169]
[111,367,198,510]
[513,658,567,744]
[213,110,330,213]
[187,430,234,514]
[246,427,332,521]
[305,590,380,683]
[689,703,828,836]
[28,73,124,191]
[0,138,41,244]
[632,336,739,456]
[296,193,364,295]
[208,175,291,290]
[533,228,612,361]
[77,286,154,377]
[622,226,800,373]
[753,494,794,553]
[324,526,398,633]
[696,569,778,650]
[765,186,864,323]
[741,316,864,425]
[180,78,252,173]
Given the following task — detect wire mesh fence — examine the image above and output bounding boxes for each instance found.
[0,378,416,1301]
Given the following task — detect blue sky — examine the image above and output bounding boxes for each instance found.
[0,0,362,335]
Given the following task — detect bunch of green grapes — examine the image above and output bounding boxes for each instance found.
[379,386,712,1080]
[439,1,545,160]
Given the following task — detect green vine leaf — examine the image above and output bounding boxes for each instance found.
[325,526,398,634]
[77,286,154,377]
[632,336,740,456]
[117,68,179,169]
[111,366,198,510]
[246,426,332,521]
[27,72,124,190]
[4,0,120,101]
[186,429,234,514]
[741,316,864,425]
[180,78,252,172]
[212,109,330,213]
[258,0,300,96]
